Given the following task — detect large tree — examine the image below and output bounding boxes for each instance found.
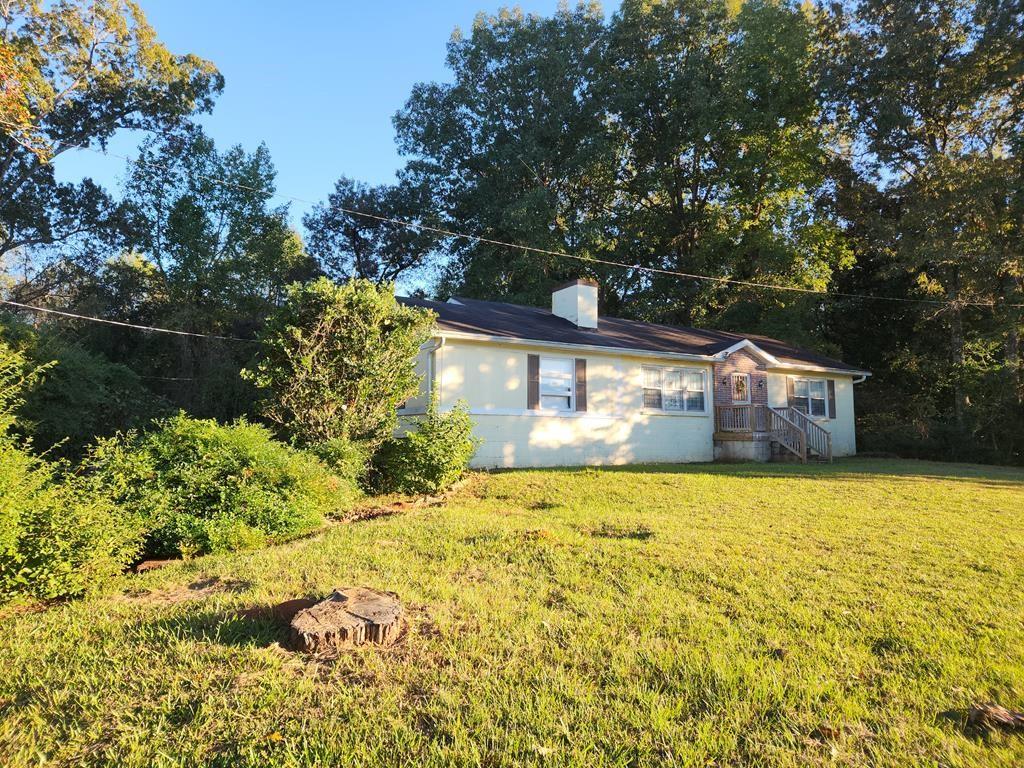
[604,0,850,329]
[0,0,223,299]
[119,126,313,327]
[820,0,1024,459]
[395,0,848,333]
[74,126,315,417]
[395,4,619,309]
[303,175,436,285]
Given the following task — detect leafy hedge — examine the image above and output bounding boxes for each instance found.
[0,340,142,601]
[0,442,143,601]
[370,399,478,494]
[86,413,358,558]
[309,436,371,487]
[1,316,165,457]
[243,278,435,448]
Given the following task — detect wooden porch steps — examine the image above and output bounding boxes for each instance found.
[714,404,832,464]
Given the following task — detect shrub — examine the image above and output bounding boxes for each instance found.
[0,340,142,602]
[1,316,166,457]
[370,399,478,494]
[308,436,371,487]
[0,443,144,601]
[86,413,355,558]
[242,278,435,448]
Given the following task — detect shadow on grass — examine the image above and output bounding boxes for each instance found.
[136,606,286,651]
[132,602,305,650]
[494,458,1024,489]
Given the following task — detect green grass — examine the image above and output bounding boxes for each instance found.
[2,458,1024,767]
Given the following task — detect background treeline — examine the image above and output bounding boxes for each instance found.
[1,0,1022,464]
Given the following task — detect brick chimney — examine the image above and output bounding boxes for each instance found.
[551,279,598,329]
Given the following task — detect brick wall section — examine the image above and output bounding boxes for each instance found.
[712,349,769,407]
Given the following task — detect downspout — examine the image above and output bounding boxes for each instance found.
[852,375,868,385]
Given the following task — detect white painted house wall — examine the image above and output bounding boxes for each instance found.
[404,339,716,468]
[397,339,861,466]
[766,371,858,457]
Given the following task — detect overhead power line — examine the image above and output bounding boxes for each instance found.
[59,144,1024,310]
[0,298,252,342]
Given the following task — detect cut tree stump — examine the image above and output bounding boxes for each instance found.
[968,703,1024,733]
[289,587,403,653]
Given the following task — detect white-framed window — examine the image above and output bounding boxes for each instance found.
[731,372,750,404]
[793,378,827,417]
[540,356,574,411]
[642,366,706,412]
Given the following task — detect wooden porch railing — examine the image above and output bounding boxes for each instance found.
[766,407,806,461]
[714,404,768,433]
[780,407,833,463]
[714,404,832,463]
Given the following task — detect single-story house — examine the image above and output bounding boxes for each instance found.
[398,279,870,469]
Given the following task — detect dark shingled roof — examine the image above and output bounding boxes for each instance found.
[397,296,867,374]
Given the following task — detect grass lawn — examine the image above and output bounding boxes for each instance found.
[2,458,1024,767]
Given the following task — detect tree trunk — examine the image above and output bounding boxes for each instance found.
[949,269,966,427]
[1003,274,1023,405]
[1008,322,1021,404]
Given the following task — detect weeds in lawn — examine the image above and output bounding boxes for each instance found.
[0,459,1023,767]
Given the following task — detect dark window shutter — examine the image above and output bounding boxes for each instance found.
[827,379,837,419]
[786,376,795,408]
[527,354,540,410]
[575,358,587,412]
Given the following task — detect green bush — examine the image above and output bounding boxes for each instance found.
[1,316,166,457]
[0,442,144,601]
[242,277,435,448]
[308,436,371,488]
[370,399,478,494]
[86,413,355,558]
[0,340,142,602]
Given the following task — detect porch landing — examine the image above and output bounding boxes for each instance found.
[713,405,832,464]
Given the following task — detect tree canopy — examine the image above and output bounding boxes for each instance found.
[0,0,1021,464]
[0,0,223,298]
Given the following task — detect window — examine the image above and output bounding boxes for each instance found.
[643,367,663,409]
[540,357,574,411]
[642,366,706,412]
[793,378,827,417]
[731,373,750,404]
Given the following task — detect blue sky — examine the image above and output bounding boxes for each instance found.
[54,1,617,226]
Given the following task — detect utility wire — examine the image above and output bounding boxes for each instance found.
[0,298,252,342]
[73,145,1024,310]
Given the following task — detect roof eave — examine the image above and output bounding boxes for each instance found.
[429,327,870,378]
[716,339,870,378]
[767,362,872,378]
[713,339,782,366]
[432,329,716,363]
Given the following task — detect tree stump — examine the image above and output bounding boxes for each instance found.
[289,587,403,653]
[968,703,1024,733]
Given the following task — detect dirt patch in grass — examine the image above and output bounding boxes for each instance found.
[521,528,555,541]
[343,505,405,524]
[0,596,70,622]
[341,491,453,524]
[590,522,655,540]
[120,576,252,606]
